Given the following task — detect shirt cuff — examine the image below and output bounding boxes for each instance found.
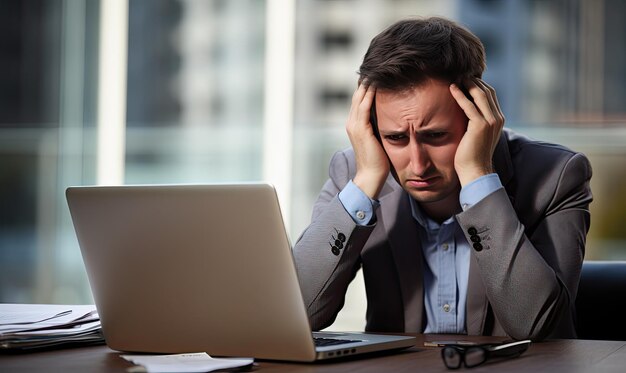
[459,173,503,211]
[338,180,379,225]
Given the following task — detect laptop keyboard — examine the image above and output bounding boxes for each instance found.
[314,337,362,347]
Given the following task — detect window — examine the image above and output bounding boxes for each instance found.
[1,0,625,333]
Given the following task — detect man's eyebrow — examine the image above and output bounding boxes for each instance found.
[415,127,447,134]
[379,121,451,135]
[379,129,407,135]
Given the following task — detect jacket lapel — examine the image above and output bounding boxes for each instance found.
[379,182,424,332]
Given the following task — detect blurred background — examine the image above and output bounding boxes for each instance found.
[1,0,625,331]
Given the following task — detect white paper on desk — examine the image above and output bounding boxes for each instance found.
[0,309,71,325]
[121,352,254,373]
[0,304,98,334]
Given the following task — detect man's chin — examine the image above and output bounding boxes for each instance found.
[406,190,448,204]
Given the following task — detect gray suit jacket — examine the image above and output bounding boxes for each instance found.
[293,129,592,341]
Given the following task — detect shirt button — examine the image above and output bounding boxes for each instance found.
[443,304,451,313]
[442,243,449,251]
[356,211,366,220]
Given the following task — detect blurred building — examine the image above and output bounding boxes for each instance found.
[127,0,265,129]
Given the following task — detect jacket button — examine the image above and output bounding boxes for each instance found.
[334,240,344,249]
[337,233,346,242]
[468,227,478,235]
[331,246,340,256]
[470,235,481,243]
[473,242,483,251]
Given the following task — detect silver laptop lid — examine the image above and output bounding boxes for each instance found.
[67,184,318,361]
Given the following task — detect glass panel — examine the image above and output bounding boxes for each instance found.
[125,0,266,186]
[0,0,99,303]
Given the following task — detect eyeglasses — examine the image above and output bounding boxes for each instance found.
[441,340,531,369]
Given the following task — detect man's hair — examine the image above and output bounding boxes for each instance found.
[358,17,486,90]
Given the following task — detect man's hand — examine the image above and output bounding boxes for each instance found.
[449,79,505,187]
[346,83,389,199]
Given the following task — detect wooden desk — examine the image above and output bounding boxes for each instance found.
[2,334,626,372]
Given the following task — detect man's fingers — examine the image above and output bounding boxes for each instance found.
[449,83,483,123]
[351,81,368,106]
[349,83,368,119]
[451,80,504,132]
[359,85,376,119]
[478,79,505,124]
[474,79,504,126]
[349,83,375,123]
[345,82,387,198]
[465,80,498,127]
[452,79,505,185]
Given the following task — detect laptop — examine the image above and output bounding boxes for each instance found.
[66,183,416,362]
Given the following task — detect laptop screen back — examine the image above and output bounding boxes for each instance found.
[67,184,318,361]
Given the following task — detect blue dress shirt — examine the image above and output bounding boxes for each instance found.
[338,174,502,333]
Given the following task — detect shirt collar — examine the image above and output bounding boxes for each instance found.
[408,195,456,233]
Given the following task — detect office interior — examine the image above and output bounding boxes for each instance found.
[1,0,625,332]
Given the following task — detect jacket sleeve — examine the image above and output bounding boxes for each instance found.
[456,152,593,341]
[292,150,376,330]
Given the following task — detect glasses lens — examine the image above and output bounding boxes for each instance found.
[442,347,462,369]
[464,347,487,368]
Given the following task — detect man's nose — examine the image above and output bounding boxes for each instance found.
[408,138,431,176]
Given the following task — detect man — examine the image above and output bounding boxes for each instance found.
[293,17,592,341]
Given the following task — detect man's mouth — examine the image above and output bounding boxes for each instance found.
[406,176,441,189]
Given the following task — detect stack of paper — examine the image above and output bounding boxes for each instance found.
[0,304,104,351]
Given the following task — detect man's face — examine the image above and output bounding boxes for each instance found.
[375,79,467,210]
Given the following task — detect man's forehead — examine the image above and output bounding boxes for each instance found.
[378,78,450,93]
[376,80,460,126]
[376,80,453,105]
